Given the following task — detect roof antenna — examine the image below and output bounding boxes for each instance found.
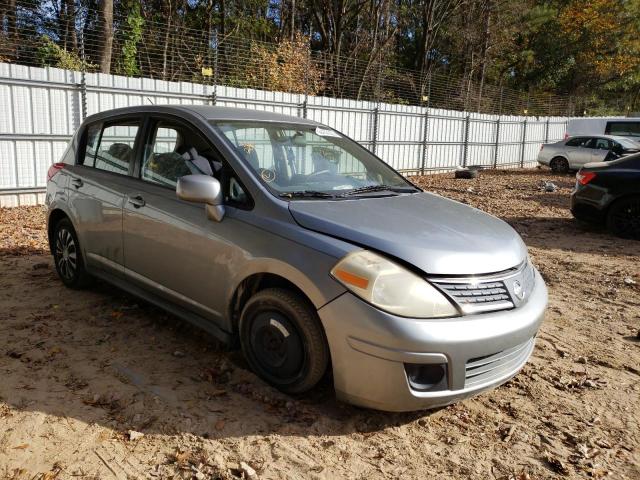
[146,97,155,105]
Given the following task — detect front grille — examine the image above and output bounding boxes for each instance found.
[431,261,535,314]
[465,338,534,388]
[433,280,512,313]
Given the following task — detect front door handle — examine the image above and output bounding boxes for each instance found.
[71,178,83,188]
[128,195,146,208]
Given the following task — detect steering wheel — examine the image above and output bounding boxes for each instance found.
[307,169,331,178]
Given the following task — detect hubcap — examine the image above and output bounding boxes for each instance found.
[55,228,77,280]
[248,312,304,383]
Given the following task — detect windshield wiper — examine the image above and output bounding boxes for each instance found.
[340,184,417,196]
[279,190,336,199]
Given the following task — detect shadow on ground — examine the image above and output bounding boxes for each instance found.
[0,253,430,444]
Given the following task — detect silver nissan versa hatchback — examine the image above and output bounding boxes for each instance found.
[46,105,547,411]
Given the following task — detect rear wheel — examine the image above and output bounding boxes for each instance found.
[550,156,569,173]
[52,218,92,288]
[239,288,329,394]
[606,196,640,240]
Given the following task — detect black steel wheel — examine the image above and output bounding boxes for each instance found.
[239,288,329,394]
[607,196,640,240]
[52,218,92,288]
[550,157,569,173]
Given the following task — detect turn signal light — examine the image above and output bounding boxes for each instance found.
[576,171,596,185]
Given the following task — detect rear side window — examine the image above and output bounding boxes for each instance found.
[79,120,140,175]
[605,121,640,138]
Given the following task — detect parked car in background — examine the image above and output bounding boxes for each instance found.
[567,117,640,142]
[45,105,547,412]
[537,135,640,173]
[571,154,640,239]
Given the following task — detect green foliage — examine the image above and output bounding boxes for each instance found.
[37,36,85,70]
[117,4,144,76]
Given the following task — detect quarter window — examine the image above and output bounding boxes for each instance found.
[80,124,101,167]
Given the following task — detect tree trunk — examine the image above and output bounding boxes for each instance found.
[98,0,114,73]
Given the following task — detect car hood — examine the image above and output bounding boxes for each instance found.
[288,192,528,275]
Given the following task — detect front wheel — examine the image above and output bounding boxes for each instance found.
[606,196,640,240]
[239,288,329,394]
[52,218,92,288]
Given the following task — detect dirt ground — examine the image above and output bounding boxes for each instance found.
[0,169,638,480]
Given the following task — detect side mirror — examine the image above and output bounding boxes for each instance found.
[176,174,225,222]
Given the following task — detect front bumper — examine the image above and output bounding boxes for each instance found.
[318,269,547,412]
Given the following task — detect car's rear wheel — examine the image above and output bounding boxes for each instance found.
[550,156,569,173]
[239,288,329,394]
[606,196,640,240]
[52,218,92,288]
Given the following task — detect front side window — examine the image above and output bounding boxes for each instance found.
[142,121,222,188]
[212,121,417,198]
[141,119,251,207]
[592,138,611,150]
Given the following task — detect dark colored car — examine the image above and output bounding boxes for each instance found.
[571,154,640,239]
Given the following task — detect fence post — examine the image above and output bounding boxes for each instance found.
[462,114,471,167]
[371,106,379,155]
[493,117,501,168]
[544,117,550,144]
[79,31,87,121]
[211,29,218,105]
[520,118,528,168]
[420,74,431,175]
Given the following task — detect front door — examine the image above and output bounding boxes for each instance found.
[122,117,250,330]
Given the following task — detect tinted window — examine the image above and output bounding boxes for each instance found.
[93,122,140,174]
[605,121,640,138]
[566,137,589,147]
[80,124,101,166]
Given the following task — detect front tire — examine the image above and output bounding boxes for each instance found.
[239,288,329,394]
[52,218,92,288]
[606,196,640,240]
[550,156,569,173]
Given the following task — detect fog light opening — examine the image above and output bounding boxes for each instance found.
[405,363,448,392]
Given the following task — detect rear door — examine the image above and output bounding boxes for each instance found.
[65,116,143,278]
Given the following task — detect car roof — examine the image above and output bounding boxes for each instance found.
[566,134,634,141]
[82,105,321,126]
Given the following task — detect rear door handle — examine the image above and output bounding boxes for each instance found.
[71,178,83,188]
[128,195,146,208]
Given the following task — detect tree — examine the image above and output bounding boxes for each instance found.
[97,0,114,73]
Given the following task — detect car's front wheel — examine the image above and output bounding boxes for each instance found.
[52,218,92,288]
[607,196,640,240]
[239,288,329,394]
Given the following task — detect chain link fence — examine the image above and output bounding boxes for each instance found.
[0,1,576,116]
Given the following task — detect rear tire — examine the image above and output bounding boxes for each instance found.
[606,196,640,240]
[550,157,569,173]
[239,288,329,394]
[52,218,92,288]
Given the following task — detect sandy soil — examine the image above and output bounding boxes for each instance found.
[0,169,638,479]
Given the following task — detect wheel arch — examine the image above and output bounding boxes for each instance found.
[226,262,338,336]
[47,207,72,252]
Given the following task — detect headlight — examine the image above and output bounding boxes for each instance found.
[330,250,458,318]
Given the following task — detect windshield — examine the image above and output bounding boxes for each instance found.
[211,121,417,198]
[617,137,638,149]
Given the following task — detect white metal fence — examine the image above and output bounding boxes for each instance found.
[0,63,569,207]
